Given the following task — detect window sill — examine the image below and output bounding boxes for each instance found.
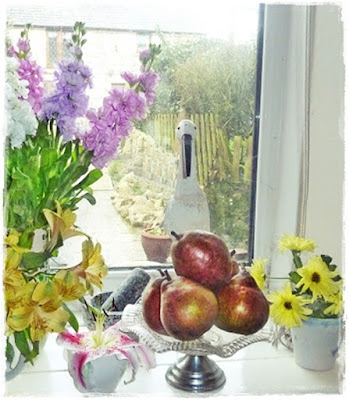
[4,331,343,396]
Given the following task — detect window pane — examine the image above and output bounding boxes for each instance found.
[48,31,57,66]
[6,1,260,268]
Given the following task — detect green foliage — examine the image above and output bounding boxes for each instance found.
[149,34,210,114]
[6,338,15,365]
[150,35,256,139]
[5,120,101,239]
[14,329,39,365]
[62,303,80,332]
[204,179,250,249]
[289,271,302,284]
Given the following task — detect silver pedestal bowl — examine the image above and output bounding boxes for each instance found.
[120,303,273,393]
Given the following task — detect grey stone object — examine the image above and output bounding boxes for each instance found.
[102,268,151,311]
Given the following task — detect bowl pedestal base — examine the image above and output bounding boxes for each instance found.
[165,355,226,392]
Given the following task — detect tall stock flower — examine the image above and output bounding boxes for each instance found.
[83,44,161,168]
[9,25,45,114]
[39,57,92,141]
[5,56,38,148]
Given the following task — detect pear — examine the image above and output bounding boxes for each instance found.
[142,269,168,335]
[215,269,269,335]
[160,273,218,341]
[229,268,259,288]
[171,230,233,291]
[229,250,240,278]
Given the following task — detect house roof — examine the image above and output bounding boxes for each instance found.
[6,2,206,34]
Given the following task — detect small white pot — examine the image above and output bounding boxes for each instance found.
[291,317,342,371]
[67,351,128,393]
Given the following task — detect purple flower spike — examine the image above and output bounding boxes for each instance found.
[40,58,92,141]
[121,71,140,87]
[139,48,151,62]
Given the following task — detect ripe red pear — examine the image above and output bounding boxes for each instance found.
[142,269,168,335]
[160,273,218,341]
[229,250,240,278]
[230,268,259,288]
[171,230,233,291]
[215,269,269,335]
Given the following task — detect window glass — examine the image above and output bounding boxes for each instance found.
[6,0,261,268]
[47,31,57,67]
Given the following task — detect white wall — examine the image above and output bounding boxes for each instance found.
[305,5,345,269]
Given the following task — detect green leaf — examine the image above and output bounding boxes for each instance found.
[62,303,79,332]
[321,254,333,265]
[292,252,303,269]
[32,340,40,356]
[71,169,103,192]
[14,331,33,364]
[6,338,15,364]
[76,192,97,205]
[21,251,51,270]
[289,271,301,284]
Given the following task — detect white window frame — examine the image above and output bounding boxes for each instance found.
[254,3,344,282]
[253,4,312,279]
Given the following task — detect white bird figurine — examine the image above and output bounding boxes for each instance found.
[162,119,210,236]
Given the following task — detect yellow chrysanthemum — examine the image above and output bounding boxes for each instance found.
[247,258,267,290]
[278,234,316,254]
[267,282,313,329]
[296,256,340,301]
[324,290,343,316]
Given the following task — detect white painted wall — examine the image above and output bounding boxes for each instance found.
[305,5,345,270]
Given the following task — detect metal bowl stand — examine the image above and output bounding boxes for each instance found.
[165,354,226,392]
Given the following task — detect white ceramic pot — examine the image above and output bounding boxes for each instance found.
[67,351,128,393]
[291,317,342,371]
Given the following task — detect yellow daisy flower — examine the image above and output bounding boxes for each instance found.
[324,290,343,316]
[247,258,267,290]
[278,234,316,254]
[296,256,340,301]
[267,282,313,329]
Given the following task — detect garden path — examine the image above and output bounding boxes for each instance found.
[58,170,151,268]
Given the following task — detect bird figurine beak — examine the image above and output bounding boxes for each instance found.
[182,134,192,178]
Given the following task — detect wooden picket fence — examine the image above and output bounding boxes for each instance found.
[144,113,253,186]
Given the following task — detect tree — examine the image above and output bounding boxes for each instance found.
[151,34,256,139]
